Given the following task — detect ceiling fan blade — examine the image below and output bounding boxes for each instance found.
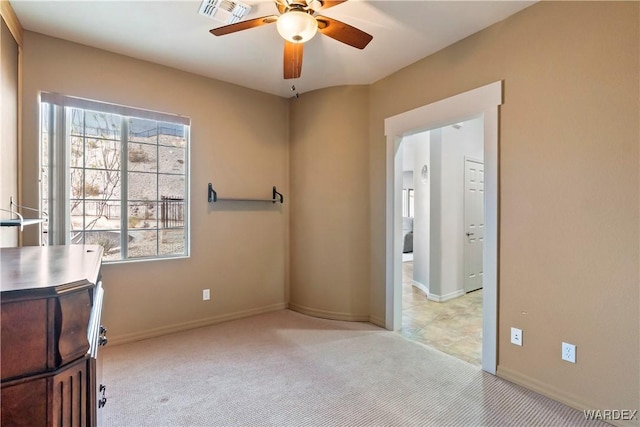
[316,16,372,49]
[283,41,303,79]
[209,16,278,36]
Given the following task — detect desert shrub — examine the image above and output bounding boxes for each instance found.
[129,147,150,163]
[85,183,101,197]
[96,236,116,253]
[128,216,140,228]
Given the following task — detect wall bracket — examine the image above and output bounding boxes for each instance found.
[0,197,47,231]
[208,183,284,204]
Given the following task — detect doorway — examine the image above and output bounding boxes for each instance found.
[384,81,502,374]
[398,119,484,365]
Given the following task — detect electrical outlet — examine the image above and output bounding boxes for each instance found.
[562,342,576,363]
[510,327,523,346]
[202,289,210,301]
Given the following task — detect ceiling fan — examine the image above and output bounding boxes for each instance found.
[209,0,373,79]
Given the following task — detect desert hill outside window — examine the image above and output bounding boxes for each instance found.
[40,93,190,262]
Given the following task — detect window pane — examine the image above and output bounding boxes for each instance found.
[41,103,51,245]
[70,168,84,199]
[159,197,184,229]
[70,136,84,168]
[402,189,408,217]
[83,231,122,261]
[128,202,157,229]
[159,174,184,199]
[41,104,50,166]
[79,200,121,222]
[82,199,120,220]
[77,200,121,232]
[160,229,185,255]
[70,200,84,217]
[84,111,121,140]
[85,169,121,200]
[70,201,84,232]
[158,122,185,147]
[129,172,157,201]
[159,146,184,174]
[69,108,84,136]
[129,118,158,144]
[86,139,121,170]
[128,142,157,173]
[41,167,49,203]
[128,230,158,258]
[409,189,415,218]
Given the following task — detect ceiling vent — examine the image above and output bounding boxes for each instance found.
[198,0,252,25]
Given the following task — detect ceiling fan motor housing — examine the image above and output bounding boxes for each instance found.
[209,0,372,79]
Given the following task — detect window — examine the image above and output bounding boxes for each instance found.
[402,188,414,218]
[41,93,190,262]
[408,189,414,218]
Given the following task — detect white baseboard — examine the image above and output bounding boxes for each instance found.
[411,280,429,296]
[108,302,287,346]
[427,289,465,302]
[288,302,369,322]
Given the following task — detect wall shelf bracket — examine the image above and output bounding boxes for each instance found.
[0,197,48,231]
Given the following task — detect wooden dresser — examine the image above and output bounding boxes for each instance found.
[1,245,107,427]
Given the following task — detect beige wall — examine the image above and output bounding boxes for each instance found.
[20,32,290,343]
[1,17,18,247]
[289,85,370,320]
[369,1,638,414]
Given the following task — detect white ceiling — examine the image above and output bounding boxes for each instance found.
[10,0,534,98]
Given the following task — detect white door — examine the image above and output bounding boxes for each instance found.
[464,159,484,293]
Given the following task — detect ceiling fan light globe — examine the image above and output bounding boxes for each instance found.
[276,11,318,43]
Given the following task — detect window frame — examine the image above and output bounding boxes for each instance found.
[40,93,191,263]
[401,188,414,218]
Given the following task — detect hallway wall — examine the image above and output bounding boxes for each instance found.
[435,118,483,299]
[402,132,430,292]
[407,118,483,301]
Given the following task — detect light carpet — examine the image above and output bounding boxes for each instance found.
[102,310,603,426]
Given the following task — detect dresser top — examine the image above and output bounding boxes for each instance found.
[1,245,103,296]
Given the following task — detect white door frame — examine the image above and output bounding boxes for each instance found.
[384,81,502,374]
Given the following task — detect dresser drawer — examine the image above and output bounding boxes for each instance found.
[1,289,91,381]
[1,299,49,380]
[1,356,90,427]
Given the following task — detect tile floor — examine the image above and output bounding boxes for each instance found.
[399,261,483,366]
